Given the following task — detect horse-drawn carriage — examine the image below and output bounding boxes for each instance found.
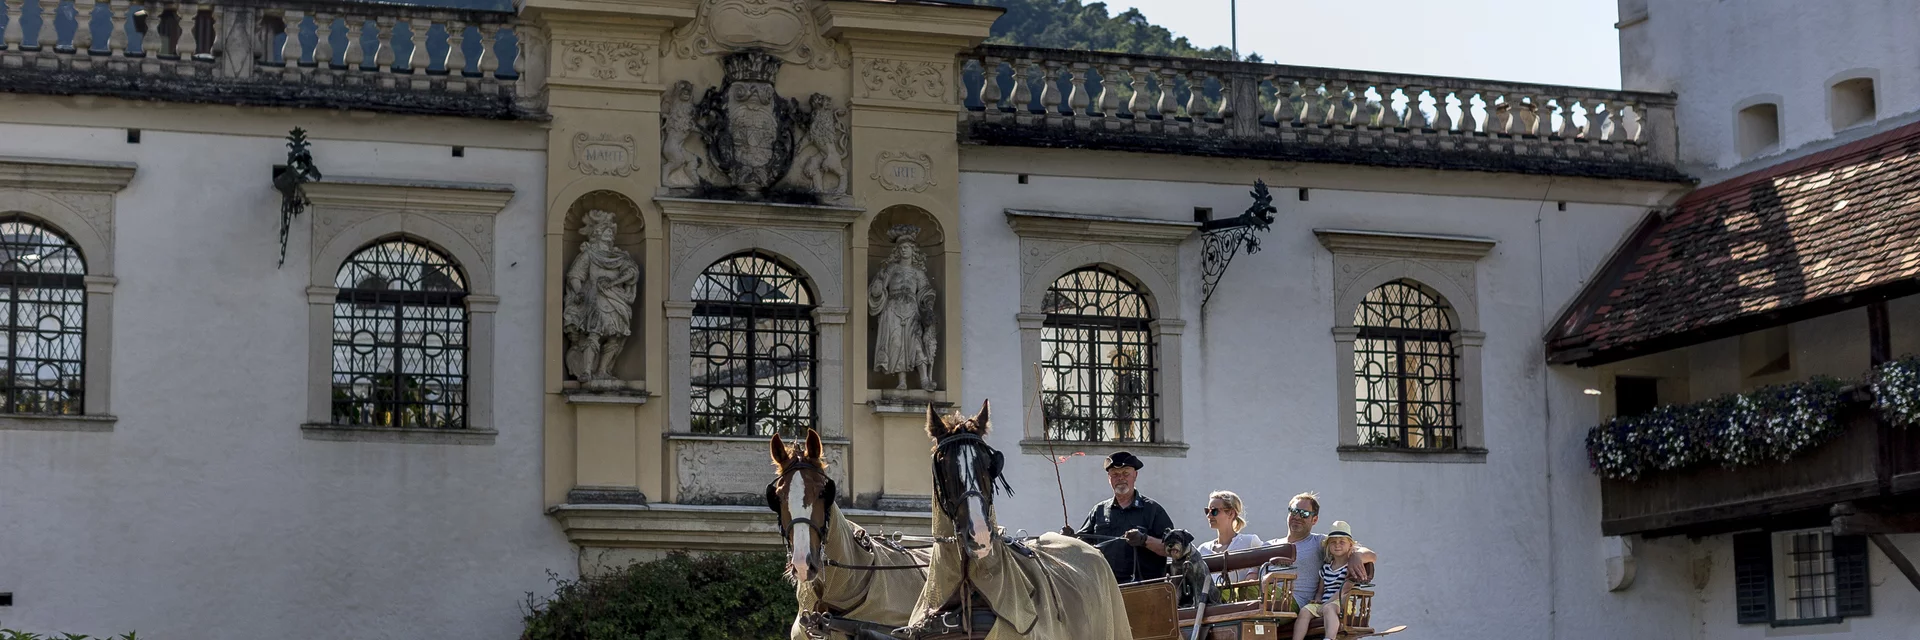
[768,401,1402,640]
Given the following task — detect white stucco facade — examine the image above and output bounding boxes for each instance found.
[1618,0,1920,178]
[0,118,572,639]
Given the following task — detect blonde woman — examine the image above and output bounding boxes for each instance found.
[1195,490,1263,585]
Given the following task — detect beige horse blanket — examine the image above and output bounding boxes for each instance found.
[907,509,1133,640]
[792,506,934,640]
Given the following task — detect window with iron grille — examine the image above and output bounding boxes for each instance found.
[690,251,816,438]
[1353,280,1458,449]
[330,239,469,429]
[1734,528,1870,626]
[0,215,86,415]
[1040,266,1157,443]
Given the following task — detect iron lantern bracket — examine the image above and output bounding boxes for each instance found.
[271,127,322,268]
[1199,180,1278,307]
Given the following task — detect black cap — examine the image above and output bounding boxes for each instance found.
[1104,451,1144,470]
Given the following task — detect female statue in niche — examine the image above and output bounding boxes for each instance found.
[563,209,641,389]
[868,224,939,391]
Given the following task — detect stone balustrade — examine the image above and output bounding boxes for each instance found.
[0,0,536,119]
[958,45,1686,181]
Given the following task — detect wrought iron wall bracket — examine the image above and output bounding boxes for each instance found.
[1200,180,1278,307]
[271,127,322,268]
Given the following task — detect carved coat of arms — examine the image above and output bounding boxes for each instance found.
[697,50,800,196]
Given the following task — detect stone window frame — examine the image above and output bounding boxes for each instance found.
[1318,228,1492,464]
[1007,209,1195,459]
[660,198,860,440]
[0,156,135,432]
[301,176,515,446]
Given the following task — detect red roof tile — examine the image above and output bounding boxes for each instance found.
[1546,119,1920,365]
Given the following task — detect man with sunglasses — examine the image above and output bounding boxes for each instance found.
[1063,451,1175,583]
[1268,492,1377,609]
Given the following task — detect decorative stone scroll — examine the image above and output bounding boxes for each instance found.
[571,133,637,177]
[872,152,935,193]
[859,59,950,102]
[558,40,653,83]
[669,0,848,70]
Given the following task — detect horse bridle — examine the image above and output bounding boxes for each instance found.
[765,462,836,544]
[930,432,1012,523]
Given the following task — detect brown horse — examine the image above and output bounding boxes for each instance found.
[901,401,1133,640]
[769,430,933,639]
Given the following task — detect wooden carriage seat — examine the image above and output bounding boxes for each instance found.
[1283,562,1379,639]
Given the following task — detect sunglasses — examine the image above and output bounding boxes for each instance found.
[1288,507,1317,519]
[1204,507,1227,516]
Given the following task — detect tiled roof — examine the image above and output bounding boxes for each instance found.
[1546,119,1920,365]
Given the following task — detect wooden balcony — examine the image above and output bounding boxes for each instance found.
[1601,398,1920,537]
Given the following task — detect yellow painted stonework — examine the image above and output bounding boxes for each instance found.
[525,0,997,557]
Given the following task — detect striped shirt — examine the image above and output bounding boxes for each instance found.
[1316,562,1349,602]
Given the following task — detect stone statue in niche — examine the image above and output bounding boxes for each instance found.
[797,93,850,203]
[868,224,939,391]
[563,210,641,390]
[697,50,800,197]
[661,80,707,190]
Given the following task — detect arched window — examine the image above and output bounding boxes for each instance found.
[1353,280,1458,449]
[690,251,816,437]
[0,215,86,415]
[330,239,469,429]
[1040,266,1157,443]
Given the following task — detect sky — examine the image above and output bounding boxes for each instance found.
[1107,0,1625,90]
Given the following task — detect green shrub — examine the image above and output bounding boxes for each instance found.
[0,629,137,640]
[522,551,798,640]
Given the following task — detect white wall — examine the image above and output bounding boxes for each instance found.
[1619,0,1920,177]
[958,168,1665,639]
[0,122,573,638]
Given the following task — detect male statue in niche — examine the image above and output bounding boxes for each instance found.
[868,224,939,391]
[563,210,641,390]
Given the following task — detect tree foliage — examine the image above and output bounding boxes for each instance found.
[521,551,798,640]
[970,0,1244,60]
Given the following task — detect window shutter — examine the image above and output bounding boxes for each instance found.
[1733,532,1774,624]
[1834,534,1871,618]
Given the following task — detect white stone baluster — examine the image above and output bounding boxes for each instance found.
[344,15,367,70]
[1431,88,1455,131]
[37,0,59,50]
[178,2,201,58]
[372,15,394,73]
[5,0,27,52]
[1402,86,1429,129]
[105,0,127,57]
[1038,60,1061,115]
[978,58,1003,111]
[1066,62,1089,116]
[1487,94,1512,134]
[1455,90,1480,133]
[1155,67,1179,120]
[1603,102,1626,142]
[73,0,96,55]
[1097,63,1122,116]
[1331,81,1356,125]
[278,10,300,69]
[1126,66,1152,117]
[1006,59,1031,114]
[1535,95,1557,137]
[475,22,498,79]
[1565,95,1585,138]
[444,20,466,80]
[310,12,333,70]
[1185,72,1210,121]
[406,19,427,83]
[510,27,524,80]
[1269,79,1296,125]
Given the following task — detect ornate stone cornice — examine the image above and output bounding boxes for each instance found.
[304,176,516,215]
[1313,228,1496,261]
[0,156,137,192]
[656,196,863,230]
[1004,209,1198,245]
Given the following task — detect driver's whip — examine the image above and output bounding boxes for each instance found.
[1035,360,1071,532]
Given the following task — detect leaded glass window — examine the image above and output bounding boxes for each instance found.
[1040,267,1157,443]
[331,239,469,429]
[1353,280,1458,449]
[690,251,816,438]
[0,215,86,415]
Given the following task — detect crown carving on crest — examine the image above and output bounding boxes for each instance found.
[722,50,783,84]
